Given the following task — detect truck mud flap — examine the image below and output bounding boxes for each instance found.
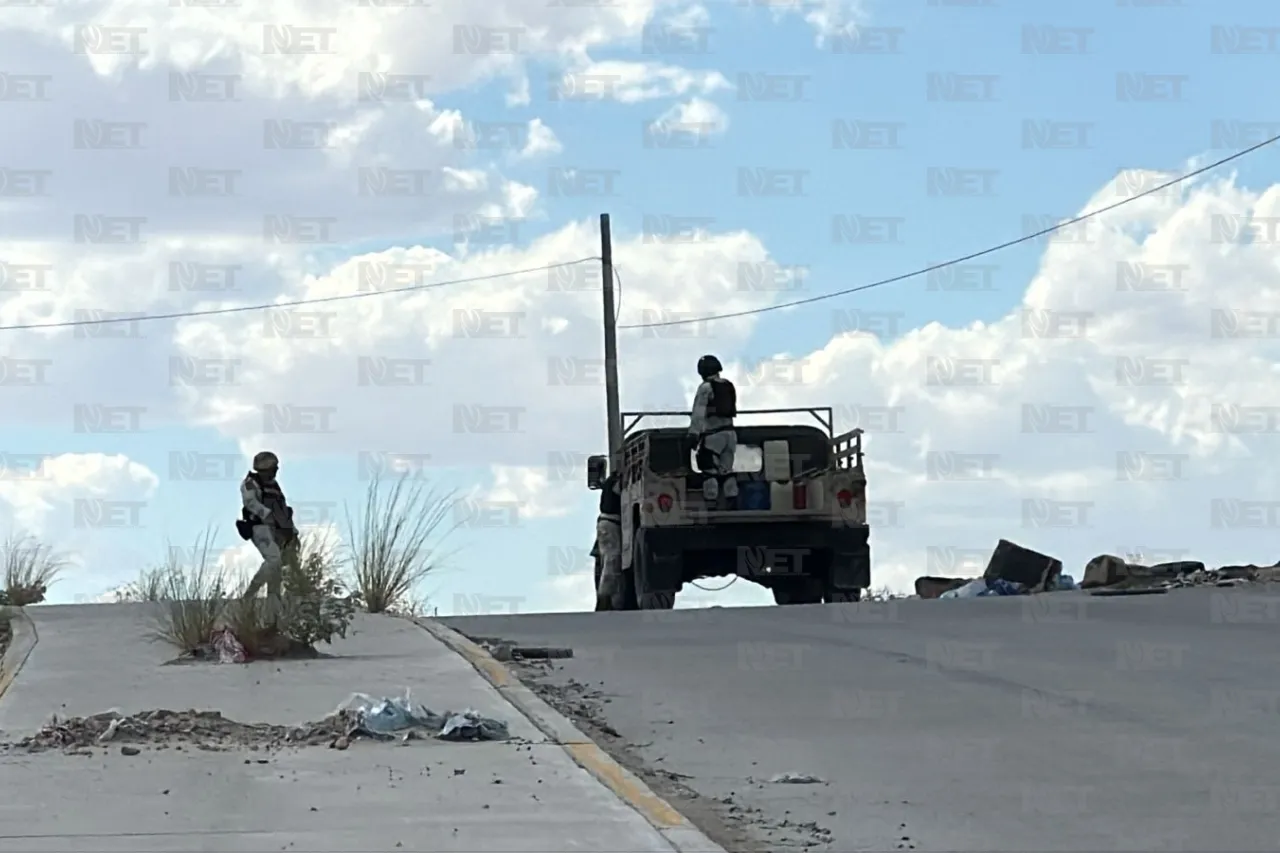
[643,552,683,594]
[831,530,871,590]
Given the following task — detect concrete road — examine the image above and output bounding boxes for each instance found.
[444,585,1280,852]
[0,604,681,852]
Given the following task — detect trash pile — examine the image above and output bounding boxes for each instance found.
[334,690,510,743]
[916,539,1280,601]
[1,708,347,755]
[175,626,313,665]
[2,691,509,756]
[1077,555,1280,592]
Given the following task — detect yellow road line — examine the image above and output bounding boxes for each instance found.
[564,741,686,828]
[418,618,694,834]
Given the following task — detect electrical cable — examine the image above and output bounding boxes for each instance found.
[689,575,738,593]
[617,133,1280,329]
[0,257,602,332]
[612,265,622,321]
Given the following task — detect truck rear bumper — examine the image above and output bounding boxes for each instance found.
[639,524,870,593]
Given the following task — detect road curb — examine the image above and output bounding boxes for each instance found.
[0,607,38,702]
[415,617,728,853]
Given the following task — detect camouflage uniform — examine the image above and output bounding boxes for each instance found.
[690,359,738,505]
[239,451,300,609]
[596,471,624,610]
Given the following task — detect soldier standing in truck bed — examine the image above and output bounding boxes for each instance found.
[689,354,739,510]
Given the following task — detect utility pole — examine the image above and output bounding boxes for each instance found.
[600,213,622,471]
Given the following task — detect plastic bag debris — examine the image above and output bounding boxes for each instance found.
[440,710,509,742]
[331,689,509,743]
[211,628,246,664]
[977,578,1023,597]
[770,772,825,784]
[940,578,988,599]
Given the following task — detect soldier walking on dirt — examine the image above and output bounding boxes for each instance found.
[236,451,300,615]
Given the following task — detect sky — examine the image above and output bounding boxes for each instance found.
[2,0,1280,615]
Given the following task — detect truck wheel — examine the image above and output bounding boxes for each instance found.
[620,568,639,610]
[639,590,675,609]
[632,533,673,610]
[773,578,823,605]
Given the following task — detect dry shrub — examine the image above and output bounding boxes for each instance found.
[1,534,66,606]
[145,529,230,653]
[111,566,171,603]
[345,473,456,614]
[149,526,360,659]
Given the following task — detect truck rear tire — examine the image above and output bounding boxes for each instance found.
[773,578,823,605]
[632,533,673,610]
[639,590,675,609]
[621,568,638,610]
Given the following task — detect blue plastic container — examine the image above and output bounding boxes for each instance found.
[738,480,770,511]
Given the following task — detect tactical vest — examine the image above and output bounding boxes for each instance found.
[598,473,622,519]
[243,472,291,529]
[707,376,737,420]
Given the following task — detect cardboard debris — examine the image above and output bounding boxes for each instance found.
[921,543,1280,603]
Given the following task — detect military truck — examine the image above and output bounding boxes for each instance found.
[587,407,870,610]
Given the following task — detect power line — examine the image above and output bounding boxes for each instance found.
[618,133,1280,330]
[0,257,601,332]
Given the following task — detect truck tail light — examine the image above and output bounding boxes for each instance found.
[836,489,854,508]
[657,494,673,512]
[793,483,808,510]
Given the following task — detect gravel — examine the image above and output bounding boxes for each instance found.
[484,644,829,853]
[2,707,380,757]
[0,614,10,664]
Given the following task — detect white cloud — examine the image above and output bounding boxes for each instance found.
[168,221,775,466]
[736,0,869,43]
[0,0,697,99]
[556,59,730,103]
[663,4,712,29]
[469,465,578,520]
[0,452,159,601]
[717,171,1280,594]
[646,97,729,137]
[12,0,1280,616]
[0,452,158,534]
[517,119,563,160]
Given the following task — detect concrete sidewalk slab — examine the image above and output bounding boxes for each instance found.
[416,618,729,853]
[0,604,541,740]
[0,604,681,852]
[0,608,37,703]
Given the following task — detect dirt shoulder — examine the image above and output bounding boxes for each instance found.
[0,610,12,664]
[492,648,818,853]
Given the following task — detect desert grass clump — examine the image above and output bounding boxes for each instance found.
[345,473,456,614]
[213,529,360,659]
[111,565,171,603]
[145,528,230,654]
[1,533,66,606]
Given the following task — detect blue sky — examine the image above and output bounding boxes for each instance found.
[4,0,1280,611]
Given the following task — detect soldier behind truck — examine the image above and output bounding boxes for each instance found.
[689,354,739,509]
[595,467,624,611]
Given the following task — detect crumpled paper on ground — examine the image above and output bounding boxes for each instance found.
[332,689,509,742]
[211,628,246,664]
